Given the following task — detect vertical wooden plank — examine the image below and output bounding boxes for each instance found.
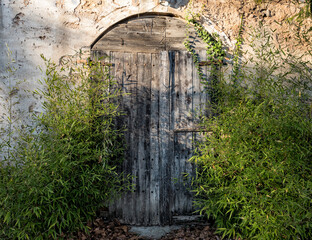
[143,53,152,225]
[193,50,209,213]
[137,52,145,225]
[172,50,204,215]
[136,52,152,225]
[184,51,194,212]
[192,51,202,202]
[169,51,176,216]
[191,50,200,212]
[192,50,202,127]
[109,51,124,219]
[168,51,176,219]
[121,51,130,223]
[130,52,139,225]
[195,49,209,146]
[185,51,194,128]
[150,53,160,225]
[199,50,210,117]
[123,52,138,224]
[173,50,186,215]
[159,51,171,225]
[180,51,188,215]
[172,50,180,215]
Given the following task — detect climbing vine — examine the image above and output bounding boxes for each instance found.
[184,13,225,103]
[184,13,225,64]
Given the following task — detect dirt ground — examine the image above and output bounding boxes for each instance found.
[68,218,225,240]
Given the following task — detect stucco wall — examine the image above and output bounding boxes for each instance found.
[0,0,226,131]
[0,0,311,141]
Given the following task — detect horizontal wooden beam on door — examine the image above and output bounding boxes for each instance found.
[173,128,211,133]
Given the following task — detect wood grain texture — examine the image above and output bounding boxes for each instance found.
[92,15,212,226]
[159,51,172,225]
[93,16,207,53]
[150,53,160,225]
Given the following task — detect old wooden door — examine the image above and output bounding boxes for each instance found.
[92,15,211,225]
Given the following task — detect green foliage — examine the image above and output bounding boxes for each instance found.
[0,55,130,239]
[184,13,225,105]
[184,13,225,63]
[191,27,312,239]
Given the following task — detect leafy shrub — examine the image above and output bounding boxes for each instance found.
[0,56,130,239]
[191,28,312,239]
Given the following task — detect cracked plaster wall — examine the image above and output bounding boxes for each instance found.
[0,0,311,142]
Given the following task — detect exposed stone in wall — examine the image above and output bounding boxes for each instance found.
[190,0,311,55]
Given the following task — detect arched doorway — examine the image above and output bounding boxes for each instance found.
[92,14,212,225]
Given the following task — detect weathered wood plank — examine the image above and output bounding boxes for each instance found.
[94,38,206,52]
[109,51,124,219]
[168,51,175,217]
[159,51,171,225]
[176,51,192,214]
[101,31,165,40]
[183,51,194,213]
[126,25,166,34]
[128,52,139,225]
[93,36,165,47]
[171,50,179,215]
[143,53,152,225]
[199,50,210,118]
[93,16,207,53]
[149,53,160,225]
[136,52,146,224]
[123,52,138,224]
[165,17,207,50]
[185,51,194,128]
[93,42,165,53]
[192,51,202,199]
[192,50,201,126]
[135,53,152,225]
[125,17,166,29]
[175,51,187,215]
[93,16,216,226]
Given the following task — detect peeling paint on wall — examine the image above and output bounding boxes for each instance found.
[12,12,24,26]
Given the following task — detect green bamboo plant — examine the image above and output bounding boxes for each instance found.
[0,54,131,239]
[189,23,312,239]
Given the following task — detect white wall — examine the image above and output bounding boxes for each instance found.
[0,0,231,130]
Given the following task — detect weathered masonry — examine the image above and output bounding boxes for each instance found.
[92,14,212,226]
